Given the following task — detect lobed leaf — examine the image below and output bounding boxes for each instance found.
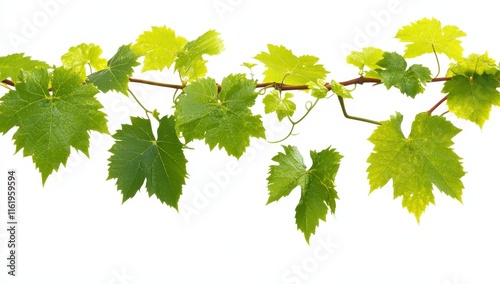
[174,30,224,83]
[61,43,107,79]
[267,145,342,243]
[376,52,431,98]
[107,116,188,209]
[254,44,329,85]
[443,74,500,128]
[346,47,384,78]
[0,53,49,81]
[87,44,140,95]
[0,67,108,183]
[367,112,465,221]
[174,74,265,158]
[132,26,188,72]
[447,52,500,77]
[395,17,466,61]
[262,90,296,121]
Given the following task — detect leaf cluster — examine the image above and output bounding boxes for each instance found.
[1,17,499,243]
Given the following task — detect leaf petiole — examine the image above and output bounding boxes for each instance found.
[432,44,441,79]
[127,88,157,121]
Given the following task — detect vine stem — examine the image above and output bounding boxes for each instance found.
[3,76,452,92]
[2,76,455,123]
[427,95,448,115]
[129,77,184,89]
[337,96,381,125]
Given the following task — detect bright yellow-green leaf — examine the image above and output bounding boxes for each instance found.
[132,26,188,72]
[346,47,384,78]
[254,44,329,85]
[263,90,296,121]
[330,80,353,99]
[307,79,329,99]
[0,53,49,81]
[175,30,224,83]
[367,112,464,221]
[447,52,500,77]
[61,43,107,79]
[443,74,500,128]
[396,17,466,61]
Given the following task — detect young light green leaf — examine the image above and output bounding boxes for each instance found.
[307,79,329,99]
[447,52,500,77]
[263,90,296,121]
[61,43,107,79]
[376,52,431,98]
[175,74,265,158]
[241,62,257,69]
[0,67,108,184]
[396,17,466,61]
[254,44,329,85]
[367,112,464,221]
[87,44,140,95]
[346,47,384,78]
[132,26,188,72]
[267,145,342,243]
[330,80,353,99]
[108,116,187,209]
[443,74,500,128]
[0,53,49,81]
[175,30,224,83]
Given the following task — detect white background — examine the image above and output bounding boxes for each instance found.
[1,0,500,283]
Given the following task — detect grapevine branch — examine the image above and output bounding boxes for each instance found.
[2,76,452,121]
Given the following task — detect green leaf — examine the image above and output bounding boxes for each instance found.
[174,30,224,83]
[61,43,107,79]
[132,26,188,72]
[0,67,108,183]
[395,17,466,61]
[442,74,500,128]
[346,47,384,78]
[307,79,329,99]
[267,145,342,243]
[330,80,353,99]
[108,116,187,209]
[0,53,49,81]
[376,52,432,98]
[254,44,329,85]
[87,44,140,95]
[447,52,500,77]
[367,112,465,221]
[263,90,296,121]
[241,62,257,69]
[175,74,265,158]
